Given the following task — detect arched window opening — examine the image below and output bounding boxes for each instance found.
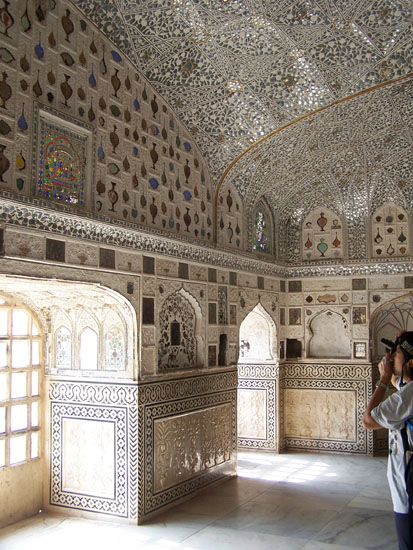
[0,294,43,468]
[80,327,98,370]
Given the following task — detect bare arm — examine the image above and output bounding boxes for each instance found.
[363,352,392,430]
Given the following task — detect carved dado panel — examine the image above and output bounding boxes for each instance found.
[281,363,371,454]
[138,369,237,521]
[284,388,356,441]
[238,388,267,439]
[49,380,138,519]
[237,363,278,451]
[154,404,232,492]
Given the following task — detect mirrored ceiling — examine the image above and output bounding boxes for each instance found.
[73,0,412,197]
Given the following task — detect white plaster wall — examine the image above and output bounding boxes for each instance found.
[0,460,43,528]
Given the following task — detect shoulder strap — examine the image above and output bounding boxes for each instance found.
[401,424,410,453]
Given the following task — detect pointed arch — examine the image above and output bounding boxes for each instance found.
[370,293,413,360]
[238,302,277,363]
[308,309,351,358]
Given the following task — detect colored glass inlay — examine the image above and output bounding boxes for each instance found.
[37,118,86,205]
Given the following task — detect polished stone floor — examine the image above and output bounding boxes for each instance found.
[0,451,397,550]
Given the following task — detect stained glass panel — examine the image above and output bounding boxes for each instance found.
[37,117,87,206]
[253,204,271,253]
[56,326,71,369]
[105,328,124,371]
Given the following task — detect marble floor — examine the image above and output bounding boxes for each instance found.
[0,451,397,550]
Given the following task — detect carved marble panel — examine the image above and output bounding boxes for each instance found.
[284,388,356,441]
[154,403,232,492]
[5,229,43,259]
[66,241,98,267]
[117,251,141,272]
[238,389,267,439]
[142,276,156,296]
[62,418,115,498]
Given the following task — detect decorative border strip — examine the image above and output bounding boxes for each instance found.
[2,197,413,278]
[50,402,128,517]
[238,363,279,379]
[138,369,237,404]
[49,380,138,519]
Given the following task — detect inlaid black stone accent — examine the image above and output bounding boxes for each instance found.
[288,280,301,292]
[46,238,65,262]
[208,268,217,283]
[286,338,302,358]
[0,228,4,256]
[280,308,285,325]
[178,262,189,279]
[257,276,264,289]
[229,271,237,286]
[352,278,366,290]
[143,255,155,274]
[142,297,154,325]
[208,345,216,366]
[208,302,217,324]
[280,280,286,292]
[279,340,285,359]
[405,276,413,289]
[99,247,115,269]
[127,282,134,294]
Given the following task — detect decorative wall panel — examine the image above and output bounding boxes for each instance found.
[281,363,372,454]
[48,379,138,519]
[138,368,237,522]
[154,404,232,492]
[237,364,278,451]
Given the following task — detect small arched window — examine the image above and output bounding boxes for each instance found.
[253,202,272,254]
[79,327,98,370]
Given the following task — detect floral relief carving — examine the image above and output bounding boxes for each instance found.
[154,403,232,492]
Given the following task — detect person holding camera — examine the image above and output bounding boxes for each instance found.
[363,331,413,550]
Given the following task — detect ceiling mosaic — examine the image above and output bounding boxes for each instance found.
[72,0,412,189]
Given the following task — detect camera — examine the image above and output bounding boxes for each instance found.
[381,337,401,355]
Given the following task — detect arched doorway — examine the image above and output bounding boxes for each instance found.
[370,292,413,454]
[237,303,279,451]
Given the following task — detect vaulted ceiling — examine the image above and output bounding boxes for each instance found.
[73,0,412,218]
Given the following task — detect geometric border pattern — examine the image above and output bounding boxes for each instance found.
[50,403,128,517]
[138,369,237,522]
[2,197,413,279]
[237,363,278,451]
[281,363,372,455]
[49,380,138,519]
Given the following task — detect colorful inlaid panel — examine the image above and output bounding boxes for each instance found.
[37,116,87,206]
[372,202,409,258]
[302,208,343,261]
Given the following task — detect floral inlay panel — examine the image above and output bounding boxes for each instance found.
[302,208,343,261]
[372,202,409,258]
